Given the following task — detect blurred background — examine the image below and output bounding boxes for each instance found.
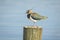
[0,0,60,40]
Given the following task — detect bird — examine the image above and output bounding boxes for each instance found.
[26,9,48,26]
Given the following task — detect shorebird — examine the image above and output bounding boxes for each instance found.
[26,9,48,26]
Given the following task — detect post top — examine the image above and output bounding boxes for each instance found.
[24,26,42,28]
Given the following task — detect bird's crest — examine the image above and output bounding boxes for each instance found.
[26,9,33,14]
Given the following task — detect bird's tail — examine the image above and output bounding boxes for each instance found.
[41,16,48,20]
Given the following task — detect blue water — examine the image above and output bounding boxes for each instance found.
[0,0,60,40]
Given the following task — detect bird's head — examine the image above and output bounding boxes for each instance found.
[26,9,33,14]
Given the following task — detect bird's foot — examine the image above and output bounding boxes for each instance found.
[32,24,38,28]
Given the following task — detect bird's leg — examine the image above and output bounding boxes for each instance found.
[33,22,35,26]
[33,22,38,27]
[33,22,37,27]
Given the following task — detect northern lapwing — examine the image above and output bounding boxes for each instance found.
[26,9,48,26]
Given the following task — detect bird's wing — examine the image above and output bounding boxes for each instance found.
[31,13,41,20]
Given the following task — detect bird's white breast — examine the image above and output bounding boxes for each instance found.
[30,16,37,23]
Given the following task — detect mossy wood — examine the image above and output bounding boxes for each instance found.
[23,26,42,40]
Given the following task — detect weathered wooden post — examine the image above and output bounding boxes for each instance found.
[23,26,42,40]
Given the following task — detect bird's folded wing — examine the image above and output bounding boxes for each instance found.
[31,13,41,20]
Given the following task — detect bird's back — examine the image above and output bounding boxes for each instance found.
[31,13,41,20]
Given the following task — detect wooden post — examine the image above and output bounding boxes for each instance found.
[23,26,42,40]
